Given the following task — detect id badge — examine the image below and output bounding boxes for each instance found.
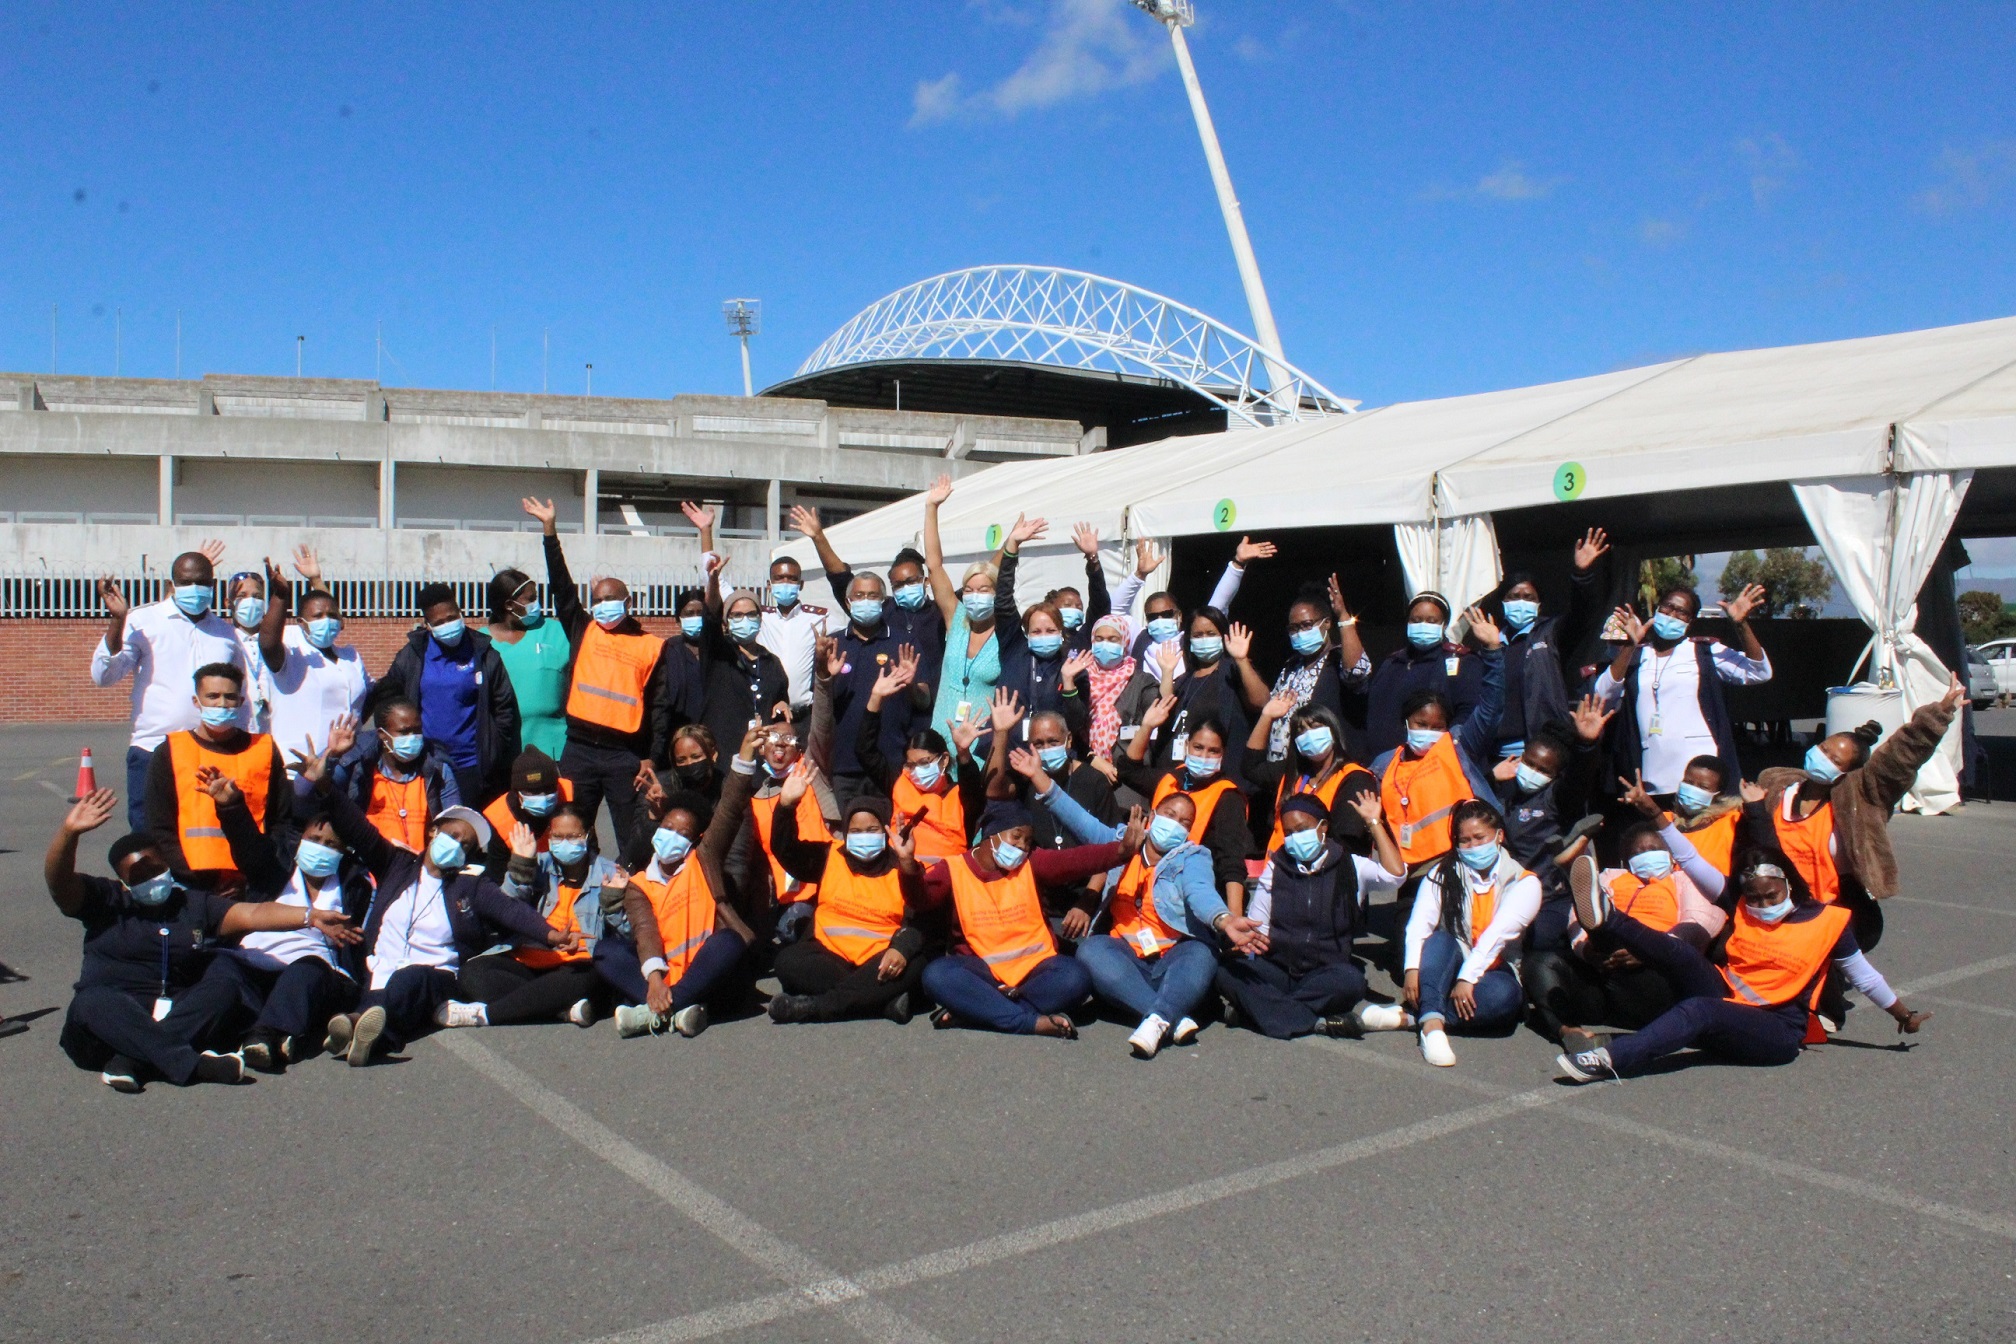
[1648,713,1663,737]
[152,997,174,1022]
[1445,656,1460,677]
[1170,733,1189,761]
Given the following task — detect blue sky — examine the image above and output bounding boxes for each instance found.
[3,0,2013,413]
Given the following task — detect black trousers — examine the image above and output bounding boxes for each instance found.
[60,958,249,1085]
[460,953,604,1024]
[560,737,644,842]
[1521,945,1676,1043]
[1216,955,1367,1040]
[358,965,460,1049]
[773,937,925,1021]
[216,954,360,1041]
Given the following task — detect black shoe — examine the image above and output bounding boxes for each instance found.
[193,1050,246,1085]
[101,1054,143,1093]
[930,1007,956,1030]
[883,991,914,1025]
[1220,998,1244,1031]
[241,1029,287,1075]
[1319,1013,1363,1040]
[767,993,818,1024]
[1569,853,1607,932]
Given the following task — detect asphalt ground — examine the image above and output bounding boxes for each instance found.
[3,721,2015,1343]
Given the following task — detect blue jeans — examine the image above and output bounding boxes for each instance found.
[1414,928,1523,1035]
[1600,912,1807,1075]
[125,746,152,832]
[592,930,748,1011]
[921,953,1089,1034]
[1076,936,1217,1025]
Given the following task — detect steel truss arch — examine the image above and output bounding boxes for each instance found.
[795,266,1355,428]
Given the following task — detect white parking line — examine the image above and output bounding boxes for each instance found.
[438,1035,948,1344]
[1895,952,2016,994]
[1916,993,2016,1021]
[1891,895,2016,920]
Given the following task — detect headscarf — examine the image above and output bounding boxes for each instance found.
[1087,612,1136,759]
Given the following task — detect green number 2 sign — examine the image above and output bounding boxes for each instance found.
[1213,499,1237,531]
[1552,462,1587,502]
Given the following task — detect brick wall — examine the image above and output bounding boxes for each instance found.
[0,615,685,725]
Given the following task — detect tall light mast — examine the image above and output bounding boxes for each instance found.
[723,299,761,397]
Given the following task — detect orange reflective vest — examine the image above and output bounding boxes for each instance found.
[893,773,967,860]
[565,624,664,735]
[1107,854,1183,959]
[515,882,591,969]
[946,855,1055,988]
[1721,903,1850,1010]
[1679,809,1740,876]
[1380,734,1473,866]
[166,730,274,873]
[483,779,575,858]
[751,788,826,905]
[1773,800,1841,904]
[1151,773,1239,844]
[1608,872,1680,932]
[364,769,430,853]
[632,861,717,985]
[1266,765,1374,853]
[812,849,907,966]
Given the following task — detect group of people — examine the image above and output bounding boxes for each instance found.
[48,477,1946,1092]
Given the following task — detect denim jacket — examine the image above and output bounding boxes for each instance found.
[491,850,624,956]
[1033,781,1228,939]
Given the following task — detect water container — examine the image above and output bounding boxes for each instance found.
[1824,682,1906,746]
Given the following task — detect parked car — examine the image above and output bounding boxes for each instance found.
[1965,647,1999,710]
[1974,637,2016,700]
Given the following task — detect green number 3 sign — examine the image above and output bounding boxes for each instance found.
[1552,462,1586,502]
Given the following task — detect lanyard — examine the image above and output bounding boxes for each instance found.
[158,926,173,998]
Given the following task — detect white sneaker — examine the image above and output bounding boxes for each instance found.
[1171,1016,1200,1045]
[100,1055,142,1093]
[1419,1025,1457,1067]
[672,1004,710,1038]
[613,1004,666,1038]
[433,999,488,1029]
[1353,1002,1414,1033]
[567,998,595,1028]
[1128,1014,1170,1060]
[347,1005,388,1068]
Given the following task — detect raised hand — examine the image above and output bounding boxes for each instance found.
[1723,583,1766,626]
[1348,790,1386,826]
[601,864,632,892]
[1139,693,1178,732]
[926,474,954,507]
[325,713,358,760]
[1155,638,1184,678]
[680,500,717,531]
[1060,648,1095,687]
[1071,522,1099,557]
[706,550,732,579]
[197,539,226,566]
[1118,806,1148,861]
[1492,755,1521,782]
[1573,527,1610,572]
[63,788,119,835]
[1326,573,1353,621]
[1233,536,1277,566]
[989,687,1025,734]
[509,822,538,860]
[1570,693,1615,744]
[950,704,987,756]
[1465,606,1501,651]
[886,819,916,864]
[871,653,916,702]
[635,762,666,811]
[778,757,811,807]
[97,576,129,620]
[1007,746,1049,789]
[1610,604,1647,645]
[1134,537,1165,578]
[816,631,845,681]
[194,764,243,809]
[788,504,822,538]
[1739,778,1767,804]
[288,742,326,786]
[1940,672,1965,714]
[264,556,291,600]
[1007,514,1048,547]
[1618,770,1661,820]
[290,544,323,585]
[521,497,558,531]
[1225,622,1253,662]
[1259,689,1299,723]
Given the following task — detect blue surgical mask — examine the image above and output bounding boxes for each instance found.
[1146,616,1180,643]
[680,614,705,639]
[233,596,267,629]
[1188,635,1223,663]
[850,598,884,627]
[199,704,238,730]
[908,761,943,791]
[1059,606,1084,630]
[1185,753,1220,779]
[1148,814,1190,854]
[652,827,693,867]
[1037,744,1070,773]
[1406,726,1445,754]
[519,791,557,817]
[514,598,544,628]
[1091,639,1126,668]
[128,871,178,906]
[1289,626,1326,656]
[991,837,1027,870]
[548,837,590,867]
[1406,621,1444,649]
[591,598,628,627]
[1675,782,1715,815]
[771,581,801,607]
[429,617,466,646]
[1514,762,1553,794]
[893,582,928,611]
[1294,725,1334,760]
[1502,599,1539,632]
[1627,849,1675,882]
[1027,632,1064,658]
[1457,841,1500,872]
[389,733,425,762]
[1746,896,1795,924]
[171,584,213,617]
[1650,611,1690,642]
[428,832,466,871]
[1282,828,1324,864]
[844,830,887,861]
[305,615,343,649]
[1803,745,1843,784]
[961,591,995,622]
[728,614,761,642]
[295,838,343,879]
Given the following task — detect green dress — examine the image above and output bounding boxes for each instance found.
[493,622,573,759]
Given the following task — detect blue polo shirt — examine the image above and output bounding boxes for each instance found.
[420,634,482,771]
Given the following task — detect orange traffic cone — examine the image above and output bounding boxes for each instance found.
[69,748,98,803]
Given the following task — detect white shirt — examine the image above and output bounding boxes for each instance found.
[231,626,274,733]
[1248,850,1404,933]
[231,867,349,974]
[267,626,373,769]
[368,869,457,989]
[1403,856,1542,984]
[758,600,847,711]
[89,599,250,750]
[1594,640,1774,793]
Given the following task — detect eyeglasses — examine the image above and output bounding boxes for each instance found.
[1287,617,1326,633]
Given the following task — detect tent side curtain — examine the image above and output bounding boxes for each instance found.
[1790,470,1974,814]
[1393,514,1504,627]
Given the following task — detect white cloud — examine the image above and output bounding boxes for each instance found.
[1639,216,1687,247]
[1734,133,1797,209]
[910,0,1170,128]
[1914,141,2016,215]
[1423,160,1567,203]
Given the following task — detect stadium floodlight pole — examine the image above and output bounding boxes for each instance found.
[1131,0,1293,412]
[723,299,760,397]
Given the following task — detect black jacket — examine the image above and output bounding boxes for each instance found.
[363,627,521,800]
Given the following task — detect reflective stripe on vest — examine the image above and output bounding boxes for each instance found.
[633,863,718,985]
[1267,765,1373,853]
[946,855,1054,988]
[1380,734,1473,865]
[565,624,664,735]
[751,789,825,905]
[1107,854,1182,959]
[1151,774,1239,844]
[893,773,967,860]
[812,848,906,965]
[166,730,274,873]
[1773,798,1841,904]
[1720,903,1850,1010]
[364,770,430,852]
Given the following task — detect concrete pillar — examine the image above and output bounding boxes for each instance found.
[196,386,215,416]
[379,458,397,530]
[583,467,600,579]
[1078,425,1107,455]
[158,455,175,525]
[765,478,781,543]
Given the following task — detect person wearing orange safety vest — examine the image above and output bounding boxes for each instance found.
[1244,701,1378,859]
[478,747,575,876]
[1114,699,1252,914]
[982,706,1122,942]
[746,650,841,945]
[855,645,990,862]
[326,696,462,854]
[540,522,673,846]
[145,662,290,889]
[1369,609,1506,878]
[917,801,1128,1037]
[1664,753,1742,877]
[765,763,932,1025]
[1557,848,1930,1083]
